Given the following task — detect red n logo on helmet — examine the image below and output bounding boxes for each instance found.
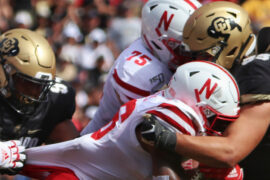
[195,78,218,102]
[155,11,174,36]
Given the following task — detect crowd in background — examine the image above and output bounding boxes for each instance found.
[0,0,267,180]
[0,0,144,134]
[0,0,266,134]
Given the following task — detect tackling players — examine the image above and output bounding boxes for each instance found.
[141,1,270,179]
[21,61,242,179]
[80,0,202,135]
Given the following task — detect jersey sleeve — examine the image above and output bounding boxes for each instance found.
[110,39,173,104]
[49,79,76,122]
[142,97,201,136]
[234,54,270,103]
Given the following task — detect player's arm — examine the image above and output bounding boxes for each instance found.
[174,102,269,167]
[141,102,270,167]
[136,115,184,180]
[46,79,80,143]
[47,120,79,143]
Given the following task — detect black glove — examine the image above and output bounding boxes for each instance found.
[140,114,177,152]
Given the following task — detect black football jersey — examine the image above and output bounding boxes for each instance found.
[0,78,76,148]
[233,54,270,180]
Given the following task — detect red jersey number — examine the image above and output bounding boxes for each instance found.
[91,100,136,140]
[126,51,152,66]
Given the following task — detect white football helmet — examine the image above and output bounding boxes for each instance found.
[165,61,240,135]
[141,0,201,70]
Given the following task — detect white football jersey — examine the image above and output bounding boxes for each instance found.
[23,92,205,180]
[81,38,173,134]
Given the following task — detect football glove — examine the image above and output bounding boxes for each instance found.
[140,114,176,152]
[0,140,26,175]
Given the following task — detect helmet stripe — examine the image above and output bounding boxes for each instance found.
[184,0,199,10]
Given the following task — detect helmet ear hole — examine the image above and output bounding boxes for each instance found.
[227,11,237,18]
[227,47,237,56]
[150,4,158,10]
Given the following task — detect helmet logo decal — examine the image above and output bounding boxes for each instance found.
[207,17,242,41]
[194,78,218,102]
[0,38,19,57]
[156,11,174,36]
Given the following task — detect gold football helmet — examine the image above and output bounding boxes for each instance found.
[183,1,256,69]
[0,28,56,114]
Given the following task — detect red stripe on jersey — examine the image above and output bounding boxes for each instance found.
[184,0,199,9]
[22,164,79,180]
[147,110,192,135]
[158,103,197,131]
[91,100,136,140]
[125,94,133,101]
[113,69,151,97]
[91,111,119,140]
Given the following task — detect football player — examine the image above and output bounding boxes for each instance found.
[141,1,270,180]
[0,28,79,174]
[80,0,202,135]
[20,61,242,179]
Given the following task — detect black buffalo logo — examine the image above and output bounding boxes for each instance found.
[0,37,19,56]
[207,17,242,41]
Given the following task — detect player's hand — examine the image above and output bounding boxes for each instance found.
[0,140,26,175]
[140,113,176,152]
[198,164,243,180]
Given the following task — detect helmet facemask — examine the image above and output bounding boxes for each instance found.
[193,75,239,136]
[197,103,238,136]
[2,63,54,115]
[159,35,197,70]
